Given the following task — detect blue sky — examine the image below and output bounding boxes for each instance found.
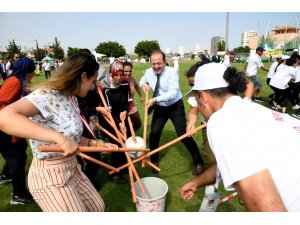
[1,12,299,54]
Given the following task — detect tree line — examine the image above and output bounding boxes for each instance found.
[2,37,250,62]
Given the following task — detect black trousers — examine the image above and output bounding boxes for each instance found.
[0,131,28,196]
[149,99,203,165]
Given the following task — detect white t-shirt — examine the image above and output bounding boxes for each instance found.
[207,96,300,211]
[24,89,83,159]
[267,61,279,79]
[42,62,51,71]
[295,66,300,83]
[222,54,231,68]
[269,64,297,90]
[246,53,263,77]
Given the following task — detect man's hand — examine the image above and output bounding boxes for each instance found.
[143,83,150,93]
[146,98,156,109]
[180,180,198,200]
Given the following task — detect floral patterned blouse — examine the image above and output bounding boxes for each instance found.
[24,88,83,159]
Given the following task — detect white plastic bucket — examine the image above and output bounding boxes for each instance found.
[134,177,168,212]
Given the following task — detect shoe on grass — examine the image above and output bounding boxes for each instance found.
[10,193,35,205]
[0,173,12,184]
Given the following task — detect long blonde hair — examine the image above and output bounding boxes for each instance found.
[31,53,99,96]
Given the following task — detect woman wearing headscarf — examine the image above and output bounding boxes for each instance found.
[99,61,133,184]
[0,57,36,204]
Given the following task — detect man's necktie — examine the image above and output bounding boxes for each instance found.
[148,75,160,115]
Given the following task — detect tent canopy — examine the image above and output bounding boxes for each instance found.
[42,56,53,61]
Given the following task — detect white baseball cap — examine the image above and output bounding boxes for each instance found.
[192,63,228,91]
[293,49,299,52]
[282,55,290,60]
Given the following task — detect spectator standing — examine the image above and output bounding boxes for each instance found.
[0,60,7,81]
[42,59,51,79]
[211,50,220,63]
[0,57,36,204]
[201,50,210,63]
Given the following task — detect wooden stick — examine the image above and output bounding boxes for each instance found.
[127,116,136,141]
[90,119,121,144]
[120,116,127,140]
[38,145,150,152]
[144,159,160,172]
[103,115,126,142]
[109,123,206,175]
[79,153,119,172]
[143,90,149,143]
[128,166,137,203]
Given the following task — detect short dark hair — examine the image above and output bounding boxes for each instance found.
[186,61,207,78]
[123,61,133,68]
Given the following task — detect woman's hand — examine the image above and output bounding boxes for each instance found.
[57,134,79,157]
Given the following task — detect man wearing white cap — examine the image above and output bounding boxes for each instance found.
[180,63,300,211]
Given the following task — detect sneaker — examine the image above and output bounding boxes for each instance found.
[192,164,204,176]
[272,106,279,111]
[277,105,282,110]
[10,193,35,205]
[254,97,264,103]
[0,173,12,184]
[292,105,300,110]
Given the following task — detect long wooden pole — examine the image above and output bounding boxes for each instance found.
[109,123,206,175]
[38,145,150,153]
[79,152,119,172]
[143,90,149,143]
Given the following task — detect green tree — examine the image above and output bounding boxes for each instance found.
[95,41,126,58]
[6,39,21,57]
[34,40,46,61]
[217,40,226,51]
[52,37,65,59]
[134,40,160,58]
[233,46,251,53]
[67,47,81,57]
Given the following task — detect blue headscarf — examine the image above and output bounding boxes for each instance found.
[12,57,35,97]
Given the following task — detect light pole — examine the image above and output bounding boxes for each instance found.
[225,12,229,51]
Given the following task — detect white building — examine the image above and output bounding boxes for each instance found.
[241,30,258,47]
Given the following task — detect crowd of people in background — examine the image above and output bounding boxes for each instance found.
[0,47,300,212]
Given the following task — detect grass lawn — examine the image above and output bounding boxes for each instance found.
[0,60,277,212]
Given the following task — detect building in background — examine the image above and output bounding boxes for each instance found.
[242,26,300,50]
[240,30,258,49]
[211,36,225,53]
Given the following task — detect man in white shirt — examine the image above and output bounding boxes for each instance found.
[42,60,51,79]
[180,63,300,211]
[140,50,204,176]
[244,47,269,102]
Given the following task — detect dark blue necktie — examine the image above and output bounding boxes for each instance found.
[148,75,160,115]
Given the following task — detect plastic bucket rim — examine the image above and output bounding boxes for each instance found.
[135,176,168,202]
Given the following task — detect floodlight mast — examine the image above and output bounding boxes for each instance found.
[225,12,229,51]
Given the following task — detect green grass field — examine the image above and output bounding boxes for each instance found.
[0,60,277,212]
